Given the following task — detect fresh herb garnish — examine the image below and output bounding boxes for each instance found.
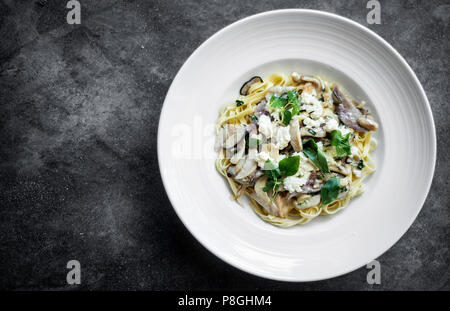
[263,160,281,180]
[269,95,287,108]
[281,110,292,125]
[307,128,316,136]
[270,92,300,125]
[357,160,365,170]
[278,156,300,176]
[263,179,283,196]
[330,130,351,158]
[263,156,300,198]
[236,100,244,107]
[263,160,282,197]
[302,139,330,173]
[287,91,300,116]
[321,177,341,205]
[251,115,258,121]
[248,137,261,148]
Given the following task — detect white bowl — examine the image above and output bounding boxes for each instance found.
[157,9,436,281]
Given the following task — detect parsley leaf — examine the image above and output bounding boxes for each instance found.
[263,160,281,180]
[263,179,283,196]
[251,115,258,121]
[357,160,365,170]
[302,139,330,173]
[262,156,300,198]
[281,110,292,125]
[330,130,351,158]
[287,91,300,116]
[236,100,244,106]
[269,95,287,108]
[278,156,300,176]
[320,177,341,205]
[262,160,282,197]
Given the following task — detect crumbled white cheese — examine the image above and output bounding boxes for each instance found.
[273,125,291,149]
[324,117,339,132]
[303,117,322,128]
[292,152,315,176]
[258,114,273,138]
[283,175,310,193]
[339,125,353,136]
[350,146,359,157]
[271,111,280,121]
[301,88,323,119]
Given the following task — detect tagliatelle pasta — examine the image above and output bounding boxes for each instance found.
[215,72,378,228]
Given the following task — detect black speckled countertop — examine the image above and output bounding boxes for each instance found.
[0,0,448,290]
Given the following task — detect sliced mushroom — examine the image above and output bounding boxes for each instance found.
[234,169,263,186]
[218,124,246,149]
[330,163,351,176]
[289,117,302,152]
[251,176,279,216]
[234,157,245,175]
[246,123,257,134]
[357,117,379,131]
[333,87,369,133]
[230,138,245,164]
[273,193,297,218]
[299,74,325,91]
[302,172,325,193]
[261,143,279,162]
[235,157,257,180]
[254,99,267,117]
[296,194,321,210]
[240,76,263,96]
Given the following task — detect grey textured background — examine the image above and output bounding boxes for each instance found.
[0,0,448,290]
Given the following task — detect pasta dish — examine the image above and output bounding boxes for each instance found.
[215,72,378,227]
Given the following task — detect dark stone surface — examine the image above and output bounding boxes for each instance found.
[0,0,448,290]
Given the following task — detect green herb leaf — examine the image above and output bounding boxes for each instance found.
[278,156,300,177]
[281,110,292,125]
[287,91,300,116]
[262,159,285,198]
[321,177,341,205]
[307,128,316,136]
[263,179,283,195]
[302,139,330,173]
[330,130,351,158]
[248,137,261,148]
[357,160,365,170]
[263,160,281,179]
[236,100,244,107]
[251,115,258,121]
[269,95,287,108]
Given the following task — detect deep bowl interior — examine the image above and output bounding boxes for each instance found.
[157,9,435,281]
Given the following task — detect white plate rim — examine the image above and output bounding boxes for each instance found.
[157,9,436,282]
